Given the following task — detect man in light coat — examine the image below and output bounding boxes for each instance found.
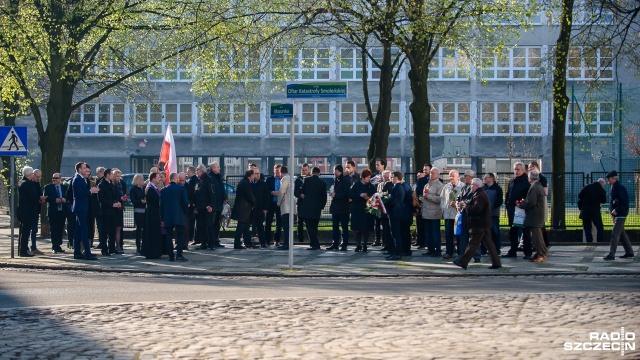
[440,170,462,259]
[421,167,443,257]
[518,170,547,263]
[277,166,295,250]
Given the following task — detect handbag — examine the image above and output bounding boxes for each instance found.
[454,211,464,236]
[513,207,526,227]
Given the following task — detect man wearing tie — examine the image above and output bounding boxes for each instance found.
[44,173,68,253]
[72,162,100,260]
[160,172,189,262]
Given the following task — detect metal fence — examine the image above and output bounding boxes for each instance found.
[123,171,640,229]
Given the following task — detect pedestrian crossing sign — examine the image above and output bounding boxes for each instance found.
[0,126,27,155]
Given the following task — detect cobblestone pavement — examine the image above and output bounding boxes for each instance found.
[0,291,638,359]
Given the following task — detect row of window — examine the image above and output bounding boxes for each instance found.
[142,46,612,82]
[69,101,614,136]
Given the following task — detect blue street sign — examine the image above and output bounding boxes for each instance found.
[0,126,28,156]
[270,103,294,118]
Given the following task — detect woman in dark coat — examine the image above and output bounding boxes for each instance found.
[98,169,117,255]
[129,174,146,255]
[327,164,351,250]
[143,172,163,259]
[349,168,376,252]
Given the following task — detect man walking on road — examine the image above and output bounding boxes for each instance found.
[603,171,634,260]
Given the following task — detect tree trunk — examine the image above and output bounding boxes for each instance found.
[366,43,393,170]
[408,56,431,172]
[551,0,574,229]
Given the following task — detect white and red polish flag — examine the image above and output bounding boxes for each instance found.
[158,125,177,185]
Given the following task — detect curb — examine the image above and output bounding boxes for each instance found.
[2,262,640,278]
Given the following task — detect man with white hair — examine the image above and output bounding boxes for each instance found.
[17,166,40,257]
[456,169,481,263]
[578,178,606,243]
[503,162,532,259]
[441,169,462,259]
[518,170,547,262]
[453,178,502,270]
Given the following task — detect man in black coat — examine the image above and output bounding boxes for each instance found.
[503,162,531,258]
[98,169,119,255]
[17,167,40,257]
[327,164,351,250]
[294,163,310,243]
[265,164,283,246]
[208,162,227,248]
[231,170,257,249]
[184,166,198,245]
[298,167,327,250]
[44,173,68,253]
[578,178,606,243]
[195,165,216,249]
[250,166,271,248]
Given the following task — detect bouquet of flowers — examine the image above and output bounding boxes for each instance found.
[449,186,458,202]
[366,192,389,217]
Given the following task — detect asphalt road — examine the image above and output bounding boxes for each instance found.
[1,269,638,309]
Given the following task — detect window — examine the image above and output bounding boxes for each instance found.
[149,58,192,82]
[429,48,470,80]
[272,48,331,81]
[340,103,370,134]
[135,103,193,135]
[339,47,403,81]
[427,103,471,134]
[568,47,613,80]
[481,47,542,80]
[201,103,261,135]
[573,0,614,25]
[480,102,542,135]
[566,102,614,135]
[270,103,330,135]
[69,104,126,135]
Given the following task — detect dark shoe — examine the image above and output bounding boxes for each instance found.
[453,259,467,270]
[362,245,368,253]
[385,255,401,261]
[135,250,142,256]
[340,246,348,251]
[400,252,412,257]
[176,255,188,262]
[215,243,226,248]
[307,246,321,251]
[523,255,531,260]
[234,246,247,250]
[372,241,381,247]
[603,254,615,260]
[198,244,208,250]
[114,249,124,255]
[84,254,98,260]
[52,247,66,254]
[502,253,517,258]
[101,250,111,256]
[355,245,362,252]
[169,256,175,262]
[325,245,339,250]
[383,251,393,256]
[620,253,634,259]
[442,253,453,259]
[474,258,481,263]
[489,264,502,269]
[277,246,289,250]
[31,248,44,255]
[19,252,34,257]
[67,241,73,249]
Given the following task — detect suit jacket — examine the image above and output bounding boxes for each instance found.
[231,177,256,223]
[519,181,547,228]
[18,177,40,223]
[98,179,117,215]
[294,175,308,206]
[44,183,68,217]
[298,175,327,220]
[72,173,92,213]
[160,181,188,227]
[195,175,216,212]
[208,172,227,211]
[329,174,351,215]
[578,181,606,217]
[388,182,413,221]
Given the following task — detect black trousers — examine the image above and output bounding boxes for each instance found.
[134,211,145,251]
[415,216,425,247]
[297,209,306,242]
[265,202,282,244]
[19,221,31,255]
[380,217,393,250]
[99,212,116,252]
[211,210,222,245]
[48,210,66,249]
[187,207,196,243]
[66,211,76,247]
[304,218,320,248]
[196,211,214,247]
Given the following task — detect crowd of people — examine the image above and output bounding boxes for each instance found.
[15,159,633,266]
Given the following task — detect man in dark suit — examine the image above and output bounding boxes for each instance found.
[17,167,39,257]
[265,164,283,246]
[194,164,217,250]
[208,162,227,248]
[294,163,310,243]
[161,172,189,262]
[453,178,502,270]
[298,167,327,250]
[503,162,531,258]
[578,178,606,243]
[231,170,257,249]
[386,172,413,260]
[44,173,68,253]
[185,166,198,246]
[250,166,271,248]
[72,162,99,260]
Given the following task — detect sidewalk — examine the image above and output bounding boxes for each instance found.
[1,215,638,277]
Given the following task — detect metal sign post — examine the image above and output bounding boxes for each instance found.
[0,126,28,258]
[285,82,347,270]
